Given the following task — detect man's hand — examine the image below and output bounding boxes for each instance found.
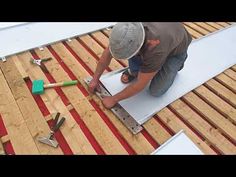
[102,96,118,109]
[88,78,101,93]
[88,47,112,94]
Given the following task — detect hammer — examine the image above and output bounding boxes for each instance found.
[32,79,78,95]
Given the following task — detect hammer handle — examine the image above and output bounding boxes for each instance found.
[53,112,61,128]
[52,117,65,132]
[41,57,52,61]
[44,80,78,88]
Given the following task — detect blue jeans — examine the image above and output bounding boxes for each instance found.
[128,51,188,97]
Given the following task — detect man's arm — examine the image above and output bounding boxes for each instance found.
[89,47,112,93]
[93,47,112,80]
[102,71,157,108]
[113,71,158,102]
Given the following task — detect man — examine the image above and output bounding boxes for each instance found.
[89,22,192,109]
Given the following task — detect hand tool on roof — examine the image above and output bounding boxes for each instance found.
[37,113,65,148]
[32,79,78,95]
[30,57,52,73]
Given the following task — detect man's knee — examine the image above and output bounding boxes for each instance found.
[149,85,167,97]
[149,74,174,97]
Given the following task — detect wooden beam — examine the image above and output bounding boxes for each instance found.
[204,79,236,108]
[1,135,10,143]
[183,25,202,38]
[216,22,230,28]
[66,39,104,73]
[224,69,236,81]
[143,119,172,145]
[231,65,236,72]
[0,139,5,155]
[193,22,217,33]
[11,55,29,79]
[88,31,128,66]
[79,35,104,57]
[194,86,236,124]
[0,67,39,154]
[215,73,236,93]
[184,22,209,35]
[206,22,224,30]
[90,31,109,47]
[66,104,74,111]
[102,29,112,37]
[44,114,53,122]
[79,35,123,70]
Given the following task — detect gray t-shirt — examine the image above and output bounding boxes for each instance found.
[138,22,192,73]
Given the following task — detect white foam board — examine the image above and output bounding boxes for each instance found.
[151,130,203,155]
[0,22,115,58]
[100,24,236,125]
[0,22,27,30]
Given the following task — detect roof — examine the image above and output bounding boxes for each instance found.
[0,22,235,155]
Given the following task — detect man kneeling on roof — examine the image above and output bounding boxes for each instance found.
[89,22,192,109]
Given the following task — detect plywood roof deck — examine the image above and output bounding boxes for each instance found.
[0,22,235,155]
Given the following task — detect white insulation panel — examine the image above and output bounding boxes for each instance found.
[151,130,203,155]
[0,22,115,58]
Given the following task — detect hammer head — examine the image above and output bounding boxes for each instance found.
[32,80,44,95]
[37,136,59,148]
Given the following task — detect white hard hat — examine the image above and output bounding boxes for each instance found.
[109,22,145,60]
